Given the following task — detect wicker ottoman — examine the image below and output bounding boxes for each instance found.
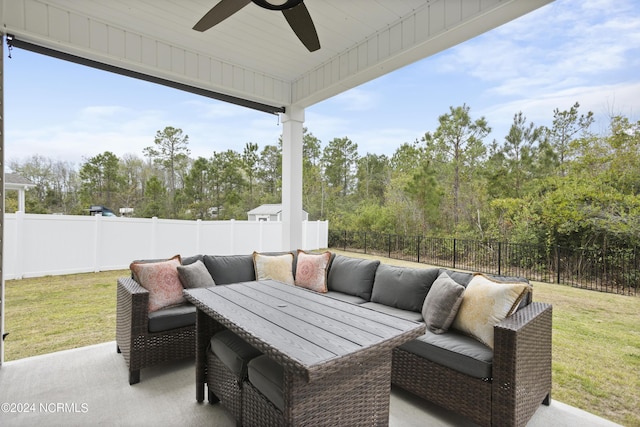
[243,353,393,427]
[207,330,261,423]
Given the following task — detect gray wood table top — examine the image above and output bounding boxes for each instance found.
[184,280,426,381]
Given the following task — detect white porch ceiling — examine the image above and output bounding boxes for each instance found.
[0,0,552,113]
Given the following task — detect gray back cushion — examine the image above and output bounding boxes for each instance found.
[327,255,380,301]
[203,254,255,285]
[182,254,204,266]
[439,269,473,287]
[371,265,439,312]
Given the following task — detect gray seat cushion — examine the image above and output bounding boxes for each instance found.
[399,329,493,380]
[203,254,256,285]
[324,291,367,305]
[371,265,439,312]
[327,255,380,301]
[147,303,196,333]
[247,355,284,411]
[209,330,262,379]
[360,302,424,322]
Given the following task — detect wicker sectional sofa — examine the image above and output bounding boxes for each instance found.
[116,251,552,427]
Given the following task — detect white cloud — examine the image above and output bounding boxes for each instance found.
[7,126,152,166]
[304,110,350,141]
[181,113,283,159]
[182,99,257,120]
[434,0,640,99]
[79,105,128,118]
[479,81,640,140]
[347,127,423,157]
[421,0,640,143]
[6,96,286,166]
[327,87,380,112]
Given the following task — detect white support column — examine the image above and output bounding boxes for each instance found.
[280,106,304,251]
[1,34,5,365]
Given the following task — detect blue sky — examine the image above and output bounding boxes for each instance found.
[5,0,640,167]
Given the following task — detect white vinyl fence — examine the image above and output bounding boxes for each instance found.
[3,212,329,280]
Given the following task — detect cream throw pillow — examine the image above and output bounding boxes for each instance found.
[253,252,295,285]
[452,273,531,349]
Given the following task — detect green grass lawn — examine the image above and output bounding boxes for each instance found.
[4,270,124,360]
[3,255,639,426]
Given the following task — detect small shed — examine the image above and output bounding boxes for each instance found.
[247,204,308,222]
[5,173,36,213]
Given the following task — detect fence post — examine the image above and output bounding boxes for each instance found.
[417,235,421,264]
[343,230,347,251]
[556,245,561,284]
[635,246,638,296]
[229,219,236,255]
[453,238,457,269]
[15,211,25,279]
[150,216,158,258]
[388,234,392,258]
[93,213,102,273]
[301,220,308,251]
[364,232,367,254]
[498,241,502,276]
[196,219,202,254]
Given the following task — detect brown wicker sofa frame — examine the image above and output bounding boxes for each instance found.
[392,301,552,427]
[115,253,552,426]
[116,277,195,385]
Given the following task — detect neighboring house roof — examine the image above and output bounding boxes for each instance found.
[247,204,307,215]
[247,204,286,216]
[5,173,36,190]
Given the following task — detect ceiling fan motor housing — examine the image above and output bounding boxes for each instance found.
[252,0,304,11]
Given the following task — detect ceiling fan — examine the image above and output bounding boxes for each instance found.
[193,0,320,52]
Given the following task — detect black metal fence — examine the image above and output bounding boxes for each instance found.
[328,230,639,296]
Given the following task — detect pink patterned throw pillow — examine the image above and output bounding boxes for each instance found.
[294,250,331,293]
[130,255,185,313]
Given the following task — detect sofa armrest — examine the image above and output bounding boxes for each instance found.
[492,301,553,426]
[116,277,150,355]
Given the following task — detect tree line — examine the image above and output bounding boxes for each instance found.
[7,102,640,253]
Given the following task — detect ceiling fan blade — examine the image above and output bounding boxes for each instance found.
[282,2,320,52]
[193,0,252,32]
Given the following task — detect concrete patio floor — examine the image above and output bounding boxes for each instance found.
[0,342,620,427]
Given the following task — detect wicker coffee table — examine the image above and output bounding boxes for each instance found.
[184,280,425,426]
